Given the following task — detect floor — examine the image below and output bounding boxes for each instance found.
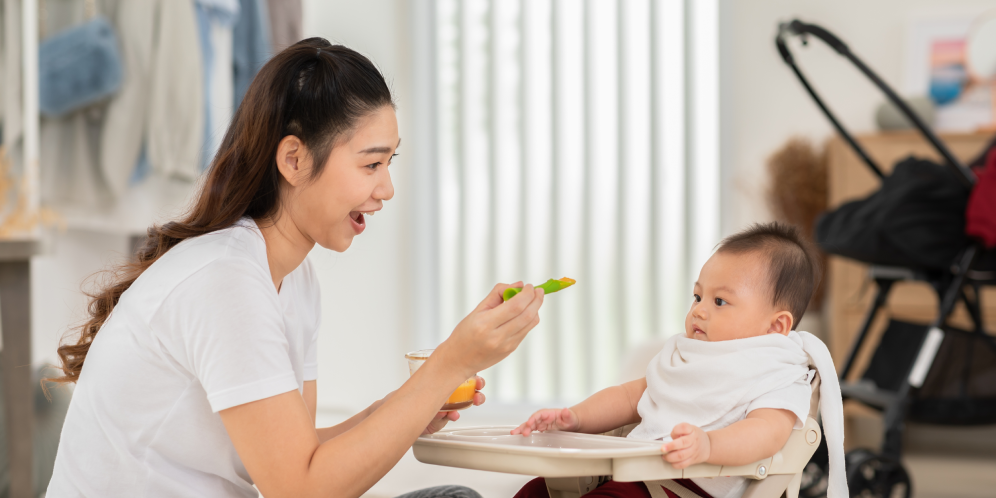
[846,405,996,498]
[360,450,533,498]
[904,453,996,498]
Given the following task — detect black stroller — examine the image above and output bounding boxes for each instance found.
[775,20,996,498]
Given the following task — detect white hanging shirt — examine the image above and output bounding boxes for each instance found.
[49,218,321,497]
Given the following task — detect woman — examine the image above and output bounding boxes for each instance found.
[47,39,545,498]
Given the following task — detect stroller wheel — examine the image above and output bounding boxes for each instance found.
[845,449,912,498]
[799,460,829,498]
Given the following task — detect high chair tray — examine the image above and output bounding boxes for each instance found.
[413,426,680,481]
[413,420,821,482]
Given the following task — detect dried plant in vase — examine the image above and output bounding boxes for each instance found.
[766,137,828,310]
[0,146,63,238]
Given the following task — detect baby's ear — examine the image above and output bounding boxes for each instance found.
[767,311,793,336]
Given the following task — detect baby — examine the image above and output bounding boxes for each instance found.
[511,223,845,498]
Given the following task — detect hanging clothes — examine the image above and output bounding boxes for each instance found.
[1,0,23,153]
[39,0,113,208]
[146,0,205,182]
[98,0,153,197]
[37,0,204,209]
[266,0,301,54]
[195,0,239,171]
[232,0,271,110]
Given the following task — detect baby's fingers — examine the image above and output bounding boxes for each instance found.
[667,455,697,470]
[663,446,695,464]
[511,411,547,436]
[670,422,696,439]
[510,417,539,435]
[663,435,691,453]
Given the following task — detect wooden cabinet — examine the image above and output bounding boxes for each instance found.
[825,131,995,381]
[825,132,995,453]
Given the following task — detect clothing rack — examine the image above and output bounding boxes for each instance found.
[21,0,38,216]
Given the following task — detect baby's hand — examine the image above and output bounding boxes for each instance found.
[662,423,711,469]
[510,408,580,436]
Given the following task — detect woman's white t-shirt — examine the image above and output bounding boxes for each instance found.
[48,219,320,497]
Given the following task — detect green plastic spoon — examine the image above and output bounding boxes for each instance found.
[502,277,577,301]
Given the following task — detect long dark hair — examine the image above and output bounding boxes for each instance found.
[50,38,394,384]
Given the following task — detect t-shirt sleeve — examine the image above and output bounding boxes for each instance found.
[158,258,300,413]
[747,369,814,429]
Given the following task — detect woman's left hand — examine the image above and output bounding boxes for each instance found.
[422,376,486,435]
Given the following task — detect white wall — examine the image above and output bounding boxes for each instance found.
[302,0,417,414]
[31,231,130,368]
[719,0,994,236]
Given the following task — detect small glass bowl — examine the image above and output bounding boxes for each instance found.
[406,349,476,411]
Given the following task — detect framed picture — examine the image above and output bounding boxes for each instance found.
[904,9,995,132]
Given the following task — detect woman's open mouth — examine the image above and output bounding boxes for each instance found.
[349,211,367,234]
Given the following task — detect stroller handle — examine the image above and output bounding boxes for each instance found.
[776,19,977,188]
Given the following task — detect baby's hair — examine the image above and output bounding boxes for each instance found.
[715,222,822,330]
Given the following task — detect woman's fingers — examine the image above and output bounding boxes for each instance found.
[423,412,453,435]
[475,282,523,313]
[495,289,544,341]
[518,315,542,340]
[472,376,486,406]
[443,283,545,379]
[487,284,536,325]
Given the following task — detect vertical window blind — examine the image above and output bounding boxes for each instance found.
[411,0,720,404]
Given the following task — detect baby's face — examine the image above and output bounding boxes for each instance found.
[684,251,792,342]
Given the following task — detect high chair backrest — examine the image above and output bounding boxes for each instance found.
[739,367,821,498]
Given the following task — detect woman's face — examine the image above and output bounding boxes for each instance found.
[290,105,399,252]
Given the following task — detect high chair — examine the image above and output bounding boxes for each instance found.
[413,369,822,498]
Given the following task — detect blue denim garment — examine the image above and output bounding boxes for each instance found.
[39,16,123,117]
[233,0,272,109]
[195,0,240,171]
[196,4,214,172]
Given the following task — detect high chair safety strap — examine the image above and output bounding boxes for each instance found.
[644,480,714,498]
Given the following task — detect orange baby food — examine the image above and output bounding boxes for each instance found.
[442,377,477,411]
[405,349,477,412]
